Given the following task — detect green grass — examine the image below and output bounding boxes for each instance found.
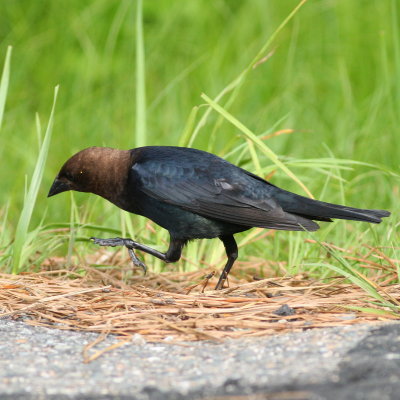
[0,1,399,307]
[0,46,11,130]
[10,86,59,273]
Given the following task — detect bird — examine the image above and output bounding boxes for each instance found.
[48,146,390,289]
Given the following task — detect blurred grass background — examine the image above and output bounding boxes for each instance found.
[0,1,399,283]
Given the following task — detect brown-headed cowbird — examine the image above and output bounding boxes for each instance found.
[48,146,390,289]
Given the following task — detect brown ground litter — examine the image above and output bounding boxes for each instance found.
[1,256,399,342]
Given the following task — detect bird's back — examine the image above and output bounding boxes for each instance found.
[127,146,321,235]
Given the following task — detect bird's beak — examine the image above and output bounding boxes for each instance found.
[47,178,71,197]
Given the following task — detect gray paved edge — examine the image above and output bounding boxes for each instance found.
[1,319,399,399]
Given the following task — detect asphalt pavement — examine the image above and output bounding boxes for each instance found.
[1,319,400,399]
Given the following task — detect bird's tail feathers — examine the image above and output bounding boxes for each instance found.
[279,191,390,224]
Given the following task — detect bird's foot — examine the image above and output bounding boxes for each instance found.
[214,272,229,290]
[214,280,225,290]
[90,237,147,275]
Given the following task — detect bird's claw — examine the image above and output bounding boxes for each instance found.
[128,249,147,275]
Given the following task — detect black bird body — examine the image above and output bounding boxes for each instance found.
[48,146,390,289]
[122,148,250,239]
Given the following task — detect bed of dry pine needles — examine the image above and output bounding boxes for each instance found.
[1,241,399,346]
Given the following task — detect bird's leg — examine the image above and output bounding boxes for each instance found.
[215,235,238,290]
[90,237,185,274]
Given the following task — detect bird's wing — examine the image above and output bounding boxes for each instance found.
[131,157,319,231]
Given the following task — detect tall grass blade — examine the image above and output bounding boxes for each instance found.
[66,191,79,266]
[391,0,400,111]
[104,0,131,58]
[35,113,42,151]
[0,201,10,250]
[0,46,12,130]
[11,86,59,273]
[308,232,400,311]
[313,261,398,311]
[344,305,398,317]
[188,0,308,146]
[201,93,313,198]
[179,106,199,147]
[135,0,146,147]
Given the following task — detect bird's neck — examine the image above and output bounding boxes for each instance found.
[89,149,133,204]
